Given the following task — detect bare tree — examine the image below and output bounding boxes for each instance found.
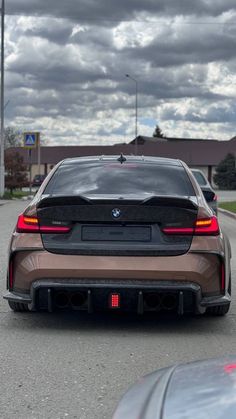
[4,127,23,149]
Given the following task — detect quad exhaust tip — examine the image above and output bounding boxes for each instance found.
[54,291,87,309]
[53,290,178,312]
[144,292,177,311]
[54,292,70,309]
[162,293,178,311]
[70,292,87,309]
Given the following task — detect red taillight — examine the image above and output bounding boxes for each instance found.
[9,258,14,290]
[39,225,71,233]
[195,216,219,235]
[162,227,194,235]
[16,214,71,234]
[163,216,219,236]
[221,263,225,292]
[16,214,39,233]
[224,364,236,374]
[109,293,120,309]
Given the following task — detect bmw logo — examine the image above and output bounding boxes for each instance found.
[112,208,122,219]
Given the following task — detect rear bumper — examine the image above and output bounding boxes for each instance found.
[10,250,225,295]
[3,280,231,315]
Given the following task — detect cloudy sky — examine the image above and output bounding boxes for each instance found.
[3,0,236,145]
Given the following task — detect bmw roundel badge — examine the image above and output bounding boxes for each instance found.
[112,208,122,219]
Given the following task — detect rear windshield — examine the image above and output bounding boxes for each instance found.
[192,171,207,186]
[44,162,195,196]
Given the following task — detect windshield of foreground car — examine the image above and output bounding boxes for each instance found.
[44,162,195,197]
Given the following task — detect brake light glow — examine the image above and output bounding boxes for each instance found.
[109,293,120,309]
[16,214,71,234]
[163,216,219,236]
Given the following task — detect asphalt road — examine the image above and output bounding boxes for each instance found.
[0,201,235,419]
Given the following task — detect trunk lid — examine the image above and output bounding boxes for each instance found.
[37,195,198,256]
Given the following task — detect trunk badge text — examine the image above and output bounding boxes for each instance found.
[111,208,122,219]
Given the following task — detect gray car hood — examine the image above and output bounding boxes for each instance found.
[113,356,236,419]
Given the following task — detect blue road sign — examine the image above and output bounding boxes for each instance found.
[24,132,38,148]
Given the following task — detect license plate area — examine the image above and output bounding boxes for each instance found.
[81,225,151,242]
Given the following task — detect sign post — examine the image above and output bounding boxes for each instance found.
[24,132,40,192]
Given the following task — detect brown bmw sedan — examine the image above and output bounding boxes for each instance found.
[4,155,231,316]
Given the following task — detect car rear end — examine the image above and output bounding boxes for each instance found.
[4,156,231,315]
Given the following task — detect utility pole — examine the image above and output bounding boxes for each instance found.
[126,74,138,155]
[0,0,5,196]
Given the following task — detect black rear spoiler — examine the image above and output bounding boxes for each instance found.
[37,195,197,210]
[141,196,198,209]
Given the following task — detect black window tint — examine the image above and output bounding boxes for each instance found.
[44,162,195,196]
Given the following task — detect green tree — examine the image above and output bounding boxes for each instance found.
[213,153,236,190]
[153,124,165,138]
[5,151,28,194]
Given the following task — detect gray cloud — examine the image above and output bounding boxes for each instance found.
[6,0,236,21]
[3,2,236,144]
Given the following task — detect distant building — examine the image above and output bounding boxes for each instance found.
[5,136,236,186]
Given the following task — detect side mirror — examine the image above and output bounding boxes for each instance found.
[202,190,215,202]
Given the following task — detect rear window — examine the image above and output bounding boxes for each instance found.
[192,171,207,186]
[44,162,195,196]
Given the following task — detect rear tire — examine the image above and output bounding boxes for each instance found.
[207,304,230,316]
[8,301,29,312]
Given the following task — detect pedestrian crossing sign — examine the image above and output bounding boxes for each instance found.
[24,132,39,148]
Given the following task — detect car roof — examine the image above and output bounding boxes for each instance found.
[61,155,183,167]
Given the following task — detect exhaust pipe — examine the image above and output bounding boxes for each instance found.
[54,291,70,309]
[162,293,177,311]
[145,293,162,310]
[70,292,86,309]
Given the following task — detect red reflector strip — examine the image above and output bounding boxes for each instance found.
[109,293,120,309]
[221,263,225,292]
[9,259,14,290]
[16,214,71,234]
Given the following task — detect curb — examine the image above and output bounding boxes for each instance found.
[218,207,236,220]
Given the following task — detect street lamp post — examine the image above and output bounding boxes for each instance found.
[0,0,5,197]
[126,74,138,155]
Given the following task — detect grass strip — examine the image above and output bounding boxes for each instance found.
[219,201,236,214]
